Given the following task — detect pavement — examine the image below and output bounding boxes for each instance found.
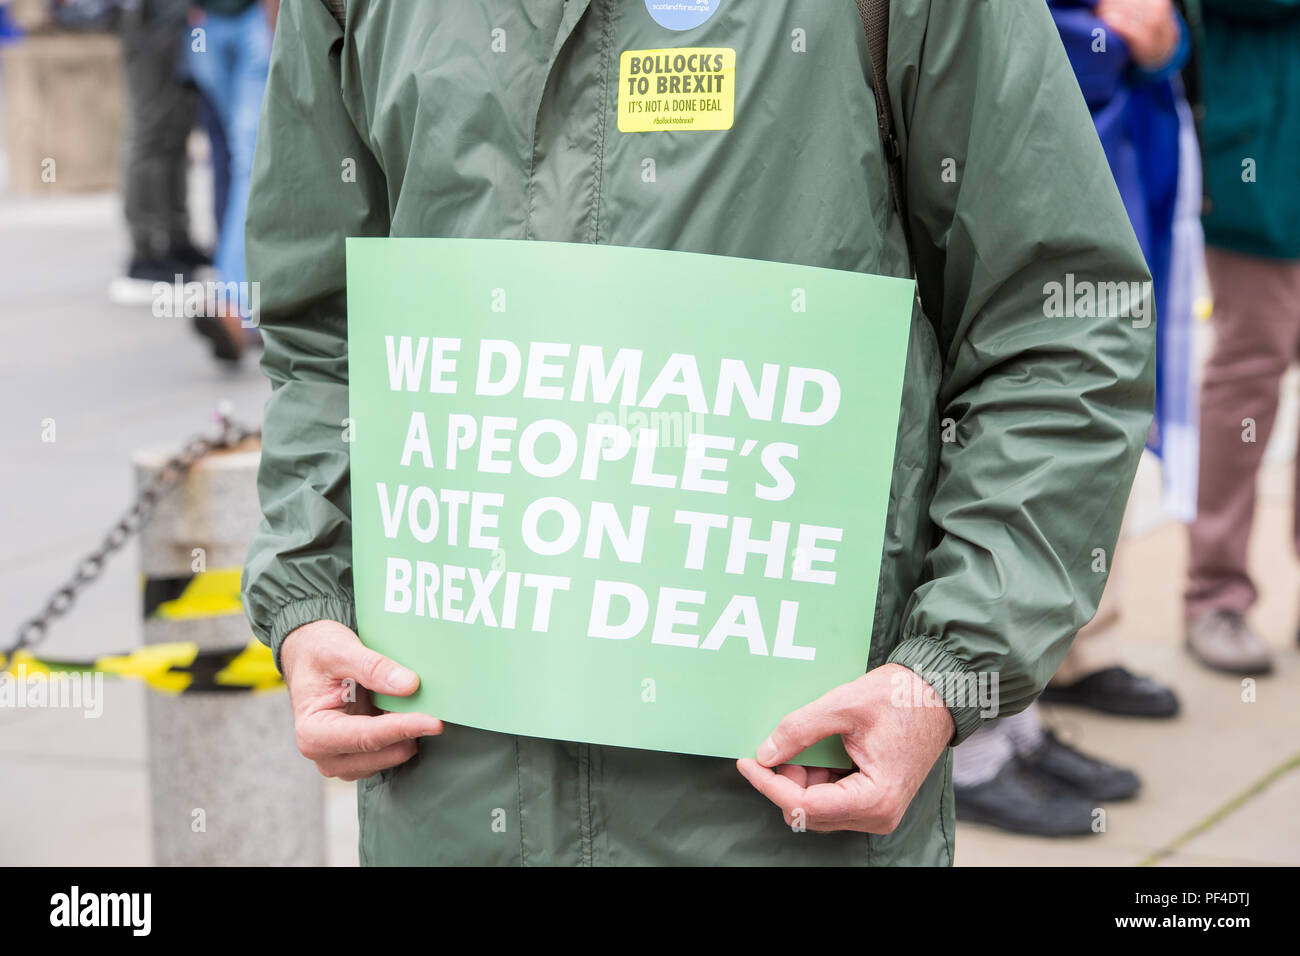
[1,181,1296,867]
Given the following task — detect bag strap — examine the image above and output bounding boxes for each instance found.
[855,0,915,274]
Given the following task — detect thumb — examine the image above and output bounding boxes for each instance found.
[336,640,421,697]
[756,684,858,767]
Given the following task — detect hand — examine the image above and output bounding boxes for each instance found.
[737,664,954,833]
[280,619,443,781]
[1097,0,1180,68]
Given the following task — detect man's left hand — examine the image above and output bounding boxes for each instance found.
[737,663,955,833]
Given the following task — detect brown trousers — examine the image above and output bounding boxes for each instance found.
[1186,247,1300,619]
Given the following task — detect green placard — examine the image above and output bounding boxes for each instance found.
[346,238,913,767]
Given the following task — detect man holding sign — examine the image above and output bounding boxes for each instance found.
[243,0,1153,866]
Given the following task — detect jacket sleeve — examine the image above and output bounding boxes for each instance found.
[883,0,1156,743]
[241,0,389,669]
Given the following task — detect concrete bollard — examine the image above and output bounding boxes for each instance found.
[136,441,325,866]
[1,33,126,194]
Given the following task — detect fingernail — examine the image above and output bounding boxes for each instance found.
[757,738,777,764]
[388,665,416,690]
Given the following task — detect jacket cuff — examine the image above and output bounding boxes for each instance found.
[887,636,985,747]
[263,594,357,674]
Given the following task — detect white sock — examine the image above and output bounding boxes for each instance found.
[952,721,1015,787]
[1003,703,1046,756]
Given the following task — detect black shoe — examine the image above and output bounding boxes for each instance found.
[1020,730,1140,802]
[128,257,189,282]
[1040,666,1180,718]
[108,257,190,306]
[955,759,1098,837]
[192,315,243,364]
[168,239,213,269]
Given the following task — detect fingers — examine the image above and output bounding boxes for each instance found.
[296,709,443,763]
[771,764,843,789]
[804,766,843,787]
[739,759,858,817]
[776,764,808,788]
[755,682,861,767]
[316,739,420,782]
[737,759,884,832]
[281,622,442,780]
[739,758,807,808]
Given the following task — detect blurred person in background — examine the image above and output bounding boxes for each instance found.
[183,0,274,362]
[1183,0,1300,676]
[109,0,210,304]
[955,0,1199,837]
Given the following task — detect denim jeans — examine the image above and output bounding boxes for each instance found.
[185,3,271,285]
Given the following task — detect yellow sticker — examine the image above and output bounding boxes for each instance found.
[617,48,736,132]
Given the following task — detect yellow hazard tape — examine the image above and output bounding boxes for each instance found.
[150,567,245,620]
[214,641,283,692]
[1,641,283,694]
[5,565,282,693]
[1,650,48,676]
[97,642,199,694]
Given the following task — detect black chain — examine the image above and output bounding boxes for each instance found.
[8,412,261,661]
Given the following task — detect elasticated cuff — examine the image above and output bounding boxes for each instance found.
[263,594,357,674]
[887,635,985,746]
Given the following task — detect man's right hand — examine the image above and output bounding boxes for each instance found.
[280,620,443,781]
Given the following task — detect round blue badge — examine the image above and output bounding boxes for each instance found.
[644,0,720,32]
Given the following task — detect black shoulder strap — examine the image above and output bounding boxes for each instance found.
[856,0,915,274]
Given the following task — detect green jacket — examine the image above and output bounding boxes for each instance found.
[1197,0,1300,260]
[243,0,1154,866]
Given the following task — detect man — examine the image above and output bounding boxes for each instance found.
[109,0,209,304]
[184,0,274,361]
[243,0,1153,865]
[1184,0,1300,675]
[951,0,1195,840]
[1040,0,1195,713]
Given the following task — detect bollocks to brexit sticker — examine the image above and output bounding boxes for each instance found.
[618,48,736,132]
[645,0,719,32]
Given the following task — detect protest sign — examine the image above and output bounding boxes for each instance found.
[347,238,913,766]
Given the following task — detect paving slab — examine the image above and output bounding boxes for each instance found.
[0,758,148,866]
[1175,764,1300,866]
